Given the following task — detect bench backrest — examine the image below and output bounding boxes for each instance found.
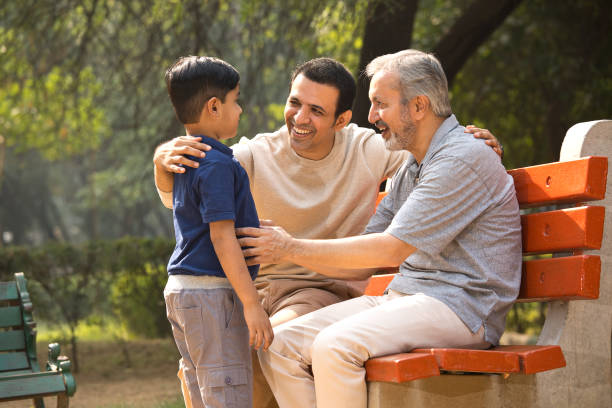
[367,156,608,303]
[0,273,40,376]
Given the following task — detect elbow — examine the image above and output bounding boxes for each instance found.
[387,254,406,268]
[381,236,414,267]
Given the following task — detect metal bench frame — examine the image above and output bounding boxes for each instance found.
[0,272,76,408]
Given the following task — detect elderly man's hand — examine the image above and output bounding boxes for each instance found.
[465,125,504,159]
[237,221,293,265]
[153,136,212,173]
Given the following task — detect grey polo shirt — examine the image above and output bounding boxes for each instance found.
[365,114,522,345]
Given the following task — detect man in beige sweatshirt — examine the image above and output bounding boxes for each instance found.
[153,57,501,408]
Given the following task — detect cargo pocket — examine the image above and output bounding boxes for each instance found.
[205,365,250,407]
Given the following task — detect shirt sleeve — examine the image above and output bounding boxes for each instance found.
[364,192,395,234]
[386,155,491,255]
[231,137,254,179]
[195,158,236,223]
[362,129,409,181]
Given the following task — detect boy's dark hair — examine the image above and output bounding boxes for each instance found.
[165,56,240,124]
[290,58,356,118]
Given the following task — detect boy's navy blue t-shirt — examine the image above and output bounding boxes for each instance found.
[167,135,259,279]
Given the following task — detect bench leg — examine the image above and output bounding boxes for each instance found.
[34,397,45,408]
[56,393,69,408]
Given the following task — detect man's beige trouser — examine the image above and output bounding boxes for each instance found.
[258,291,489,408]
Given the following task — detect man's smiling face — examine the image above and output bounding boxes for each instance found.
[284,74,342,160]
[368,70,417,151]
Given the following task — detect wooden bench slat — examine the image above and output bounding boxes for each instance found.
[365,353,440,383]
[492,345,566,374]
[0,372,67,401]
[364,274,395,296]
[366,254,601,301]
[411,348,521,373]
[0,369,34,378]
[410,345,566,375]
[0,305,22,328]
[521,205,605,254]
[509,156,608,208]
[0,282,19,301]
[519,255,600,301]
[0,330,26,351]
[0,352,30,371]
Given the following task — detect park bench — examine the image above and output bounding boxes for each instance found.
[363,120,612,408]
[0,272,76,407]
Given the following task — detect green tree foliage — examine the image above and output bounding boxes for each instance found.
[0,0,371,243]
[2,0,611,245]
[0,3,109,160]
[450,0,612,168]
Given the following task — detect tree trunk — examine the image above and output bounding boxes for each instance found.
[434,0,523,86]
[69,326,79,373]
[352,0,419,128]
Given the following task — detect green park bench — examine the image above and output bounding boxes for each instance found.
[363,120,612,408]
[0,272,76,407]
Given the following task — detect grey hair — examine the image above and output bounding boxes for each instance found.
[365,49,452,117]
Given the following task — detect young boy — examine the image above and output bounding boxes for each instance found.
[162,56,273,408]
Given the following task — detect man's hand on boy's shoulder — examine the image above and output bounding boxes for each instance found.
[154,136,212,174]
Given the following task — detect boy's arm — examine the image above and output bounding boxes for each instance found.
[210,219,273,350]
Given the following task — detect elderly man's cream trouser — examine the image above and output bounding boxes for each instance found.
[258,291,489,408]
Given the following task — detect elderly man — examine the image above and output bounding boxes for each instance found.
[237,50,522,408]
[154,57,502,408]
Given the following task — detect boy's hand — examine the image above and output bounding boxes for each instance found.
[465,125,504,159]
[243,301,274,350]
[154,136,212,173]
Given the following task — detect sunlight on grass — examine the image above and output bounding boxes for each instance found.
[37,318,134,343]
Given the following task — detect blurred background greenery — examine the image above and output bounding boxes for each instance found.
[1,0,610,379]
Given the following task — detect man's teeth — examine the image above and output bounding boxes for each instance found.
[294,128,311,135]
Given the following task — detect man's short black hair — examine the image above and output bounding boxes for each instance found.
[165,56,240,124]
[291,58,356,118]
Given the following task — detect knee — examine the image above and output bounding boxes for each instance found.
[311,326,366,369]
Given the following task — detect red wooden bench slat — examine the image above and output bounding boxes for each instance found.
[409,345,566,375]
[509,156,608,208]
[366,254,601,301]
[521,206,605,254]
[411,348,520,373]
[519,255,600,301]
[364,274,395,296]
[365,353,440,383]
[365,345,566,382]
[492,345,566,374]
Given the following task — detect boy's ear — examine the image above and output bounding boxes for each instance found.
[206,97,221,117]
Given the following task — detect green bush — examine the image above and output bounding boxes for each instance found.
[111,262,172,338]
[0,237,174,340]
